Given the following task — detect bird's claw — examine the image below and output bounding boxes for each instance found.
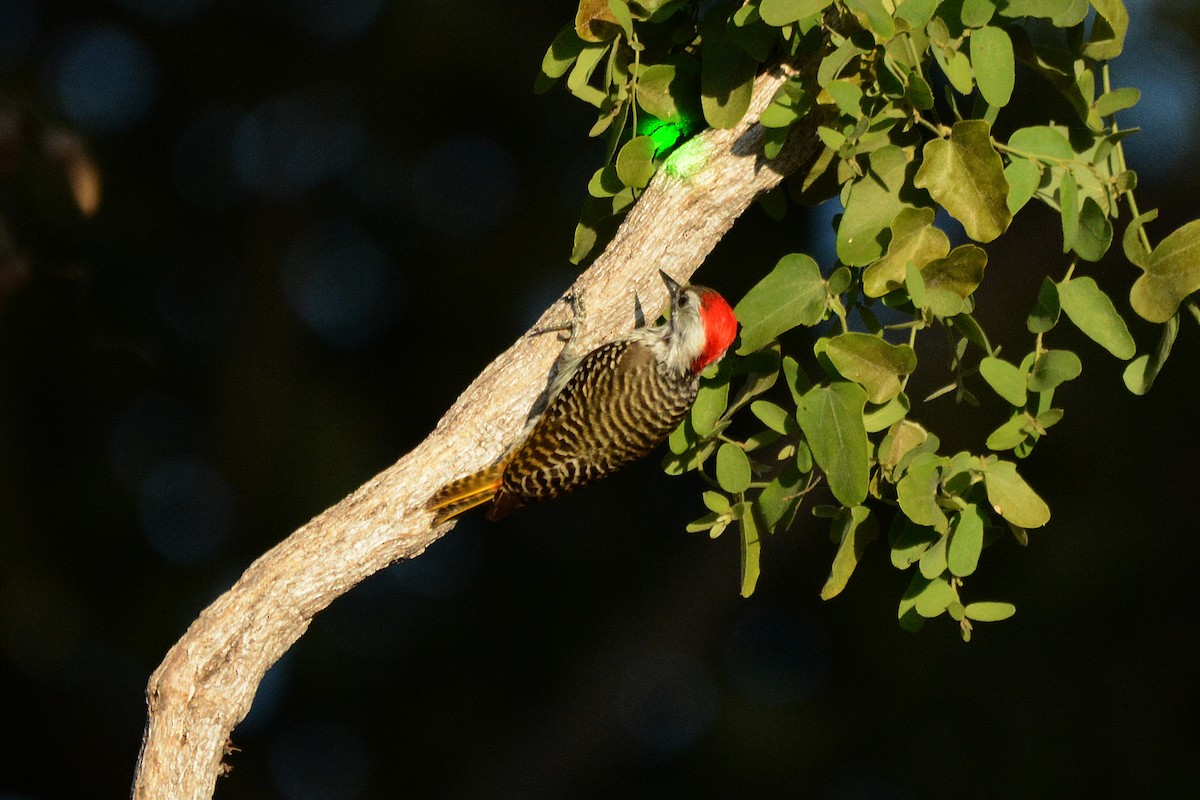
[532,291,587,345]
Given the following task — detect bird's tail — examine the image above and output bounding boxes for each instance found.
[427,465,505,525]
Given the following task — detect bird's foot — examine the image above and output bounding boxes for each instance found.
[531,291,587,348]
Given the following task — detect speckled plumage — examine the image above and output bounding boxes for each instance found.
[428,272,737,525]
[488,337,699,519]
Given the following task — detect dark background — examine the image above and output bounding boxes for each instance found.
[1,1,1198,797]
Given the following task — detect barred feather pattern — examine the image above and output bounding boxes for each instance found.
[427,464,505,526]
[487,338,698,520]
[427,276,736,525]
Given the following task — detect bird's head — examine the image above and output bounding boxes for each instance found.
[660,270,738,376]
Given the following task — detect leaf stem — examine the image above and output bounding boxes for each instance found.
[1062,257,1078,282]
[991,139,1068,170]
[899,316,920,391]
[1102,63,1154,258]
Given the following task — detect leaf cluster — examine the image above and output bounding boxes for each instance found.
[541,1,1200,637]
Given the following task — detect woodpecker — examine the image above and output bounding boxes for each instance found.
[428,270,738,525]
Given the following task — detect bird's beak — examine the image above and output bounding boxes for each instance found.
[658,269,682,298]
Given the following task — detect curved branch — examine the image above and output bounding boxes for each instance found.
[133,59,828,799]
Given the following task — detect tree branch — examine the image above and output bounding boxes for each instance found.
[133,59,829,799]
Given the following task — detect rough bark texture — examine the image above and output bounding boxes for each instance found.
[133,59,829,799]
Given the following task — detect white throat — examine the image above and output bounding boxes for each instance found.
[627,290,707,379]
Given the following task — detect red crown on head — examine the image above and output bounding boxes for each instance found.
[691,289,738,374]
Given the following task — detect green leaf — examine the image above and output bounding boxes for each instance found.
[738,504,762,597]
[1007,125,1073,161]
[730,3,780,62]
[897,575,926,630]
[734,253,827,354]
[817,125,845,151]
[963,601,1016,622]
[890,518,937,569]
[1055,0,1091,25]
[920,244,988,317]
[986,414,1029,451]
[1059,170,1079,252]
[566,43,610,107]
[821,506,879,600]
[757,462,805,530]
[932,42,974,96]
[1036,408,1064,431]
[919,532,948,579]
[1004,157,1040,216]
[1122,209,1157,270]
[1130,219,1200,323]
[983,459,1050,528]
[818,36,872,87]
[913,574,957,618]
[1123,314,1179,396]
[828,80,864,117]
[716,442,752,493]
[729,347,781,411]
[914,120,1012,242]
[961,0,996,26]
[1027,350,1082,392]
[759,0,833,26]
[587,165,625,198]
[838,145,923,267]
[665,439,719,476]
[896,0,939,27]
[1083,0,1129,60]
[750,400,794,434]
[979,356,1027,406]
[998,0,1074,20]
[1027,276,1061,333]
[761,79,811,128]
[862,207,951,297]
[1058,276,1136,359]
[668,414,695,454]
[763,126,791,162]
[744,429,782,452]
[864,392,910,433]
[571,220,599,265]
[615,135,659,189]
[536,25,585,91]
[782,355,810,406]
[686,510,721,533]
[906,70,935,110]
[1094,86,1140,118]
[701,10,757,129]
[795,439,813,473]
[905,260,927,309]
[797,382,870,507]
[970,26,1015,108]
[827,266,852,295]
[896,453,949,533]
[844,0,895,39]
[941,451,980,494]
[824,333,917,404]
[608,0,634,38]
[952,313,992,355]
[879,419,929,474]
[703,490,731,513]
[948,504,985,577]
[691,376,730,436]
[635,64,681,122]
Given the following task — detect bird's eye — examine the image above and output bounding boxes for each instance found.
[678,293,690,307]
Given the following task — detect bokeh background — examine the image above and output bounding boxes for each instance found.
[1,1,1198,797]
